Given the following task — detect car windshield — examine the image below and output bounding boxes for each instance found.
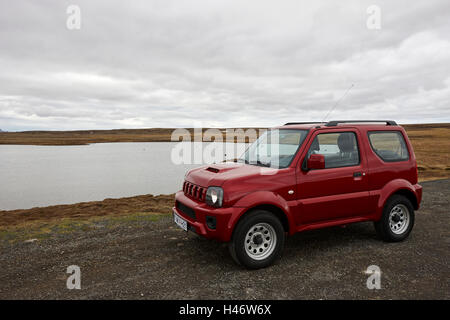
[238,129,308,168]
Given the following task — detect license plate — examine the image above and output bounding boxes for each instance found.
[174,212,188,231]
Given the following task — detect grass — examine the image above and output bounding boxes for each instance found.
[0,128,261,145]
[403,125,450,181]
[0,194,174,229]
[0,212,168,244]
[0,192,174,244]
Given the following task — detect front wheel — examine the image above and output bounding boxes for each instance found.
[374,195,415,242]
[229,210,285,269]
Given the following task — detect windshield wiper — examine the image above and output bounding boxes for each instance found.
[256,160,271,167]
[238,158,250,164]
[239,158,270,167]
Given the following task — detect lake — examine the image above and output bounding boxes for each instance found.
[0,142,247,210]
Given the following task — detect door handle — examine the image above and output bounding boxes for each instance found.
[353,172,362,178]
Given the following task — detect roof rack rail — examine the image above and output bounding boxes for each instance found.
[284,122,325,126]
[325,120,397,127]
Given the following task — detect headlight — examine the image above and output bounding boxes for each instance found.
[205,187,224,207]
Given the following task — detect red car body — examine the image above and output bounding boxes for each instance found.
[173,122,422,242]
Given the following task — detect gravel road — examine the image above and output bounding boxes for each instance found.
[1,180,449,299]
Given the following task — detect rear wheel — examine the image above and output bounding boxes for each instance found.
[374,195,415,242]
[229,210,285,269]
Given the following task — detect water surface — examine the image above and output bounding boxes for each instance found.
[0,142,245,210]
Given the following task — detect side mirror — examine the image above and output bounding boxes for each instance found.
[306,154,325,170]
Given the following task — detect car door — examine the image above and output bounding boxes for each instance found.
[295,128,371,225]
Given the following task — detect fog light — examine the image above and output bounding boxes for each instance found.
[206,216,216,230]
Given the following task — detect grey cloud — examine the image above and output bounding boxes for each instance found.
[0,0,449,131]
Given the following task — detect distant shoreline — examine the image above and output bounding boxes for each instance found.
[0,123,448,146]
[0,127,264,146]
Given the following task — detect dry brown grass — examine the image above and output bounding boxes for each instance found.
[0,194,174,229]
[403,124,450,181]
[0,128,261,145]
[0,128,176,145]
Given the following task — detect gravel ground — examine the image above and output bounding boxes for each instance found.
[0,180,449,300]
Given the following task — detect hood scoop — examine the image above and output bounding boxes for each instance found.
[204,162,242,174]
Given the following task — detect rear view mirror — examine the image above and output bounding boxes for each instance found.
[307,154,325,170]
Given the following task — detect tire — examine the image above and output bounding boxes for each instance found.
[374,195,415,242]
[228,210,285,269]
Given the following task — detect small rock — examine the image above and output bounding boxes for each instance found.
[24,239,38,243]
[177,242,184,247]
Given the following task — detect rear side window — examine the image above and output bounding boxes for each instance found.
[307,132,360,168]
[368,131,409,162]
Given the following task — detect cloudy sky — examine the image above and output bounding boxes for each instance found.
[0,0,449,131]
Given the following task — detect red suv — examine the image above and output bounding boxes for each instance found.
[173,120,422,269]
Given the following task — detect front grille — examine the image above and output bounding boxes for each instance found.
[176,201,196,220]
[183,181,206,201]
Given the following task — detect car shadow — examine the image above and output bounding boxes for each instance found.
[182,221,379,270]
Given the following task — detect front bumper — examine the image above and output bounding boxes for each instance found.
[173,191,242,242]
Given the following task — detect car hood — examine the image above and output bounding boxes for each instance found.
[185,162,279,187]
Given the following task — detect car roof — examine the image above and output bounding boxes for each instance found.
[278,122,323,129]
[276,120,401,131]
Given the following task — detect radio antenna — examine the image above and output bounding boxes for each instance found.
[322,84,354,122]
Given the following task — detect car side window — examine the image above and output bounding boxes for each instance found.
[368,131,409,162]
[307,132,360,168]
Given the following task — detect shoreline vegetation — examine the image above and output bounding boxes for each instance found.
[0,127,261,145]
[0,123,449,146]
[0,194,174,230]
[0,123,448,232]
